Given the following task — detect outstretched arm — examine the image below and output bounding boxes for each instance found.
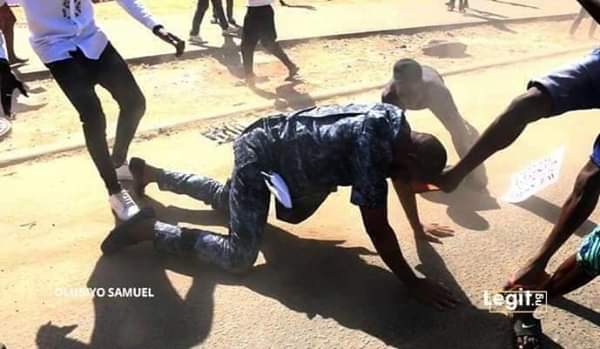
[436,86,552,192]
[506,161,600,289]
[360,205,458,310]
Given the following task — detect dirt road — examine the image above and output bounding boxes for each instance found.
[1,19,596,157]
[1,48,600,348]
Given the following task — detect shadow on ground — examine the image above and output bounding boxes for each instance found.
[420,185,499,231]
[514,195,597,238]
[36,198,513,348]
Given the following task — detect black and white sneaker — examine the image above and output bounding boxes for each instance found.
[109,189,140,221]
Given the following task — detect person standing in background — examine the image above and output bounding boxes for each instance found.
[446,0,469,12]
[0,1,27,64]
[212,0,239,27]
[190,0,239,44]
[241,0,298,83]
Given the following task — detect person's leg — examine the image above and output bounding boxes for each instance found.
[546,254,597,299]
[158,163,269,271]
[93,43,146,168]
[131,157,231,212]
[512,228,598,349]
[0,4,25,64]
[241,8,261,78]
[571,8,587,35]
[590,21,597,38]
[210,0,229,30]
[46,55,120,195]
[105,162,271,272]
[190,0,210,36]
[441,51,600,192]
[508,157,600,291]
[226,0,236,24]
[257,6,298,77]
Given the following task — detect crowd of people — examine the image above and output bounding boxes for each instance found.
[0,1,598,349]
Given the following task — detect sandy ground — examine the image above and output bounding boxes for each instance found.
[1,38,599,349]
[1,19,596,157]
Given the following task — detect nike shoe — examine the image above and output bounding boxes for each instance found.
[109,189,140,221]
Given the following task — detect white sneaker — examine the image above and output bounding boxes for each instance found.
[189,35,206,44]
[115,163,133,181]
[222,27,239,36]
[109,189,140,221]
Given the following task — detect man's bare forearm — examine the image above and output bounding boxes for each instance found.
[393,180,423,233]
[369,225,420,284]
[532,163,600,266]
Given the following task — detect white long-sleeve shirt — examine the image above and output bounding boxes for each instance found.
[1,0,160,64]
[247,0,273,7]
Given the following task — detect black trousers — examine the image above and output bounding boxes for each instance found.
[191,0,228,34]
[241,5,294,76]
[46,43,146,194]
[447,0,469,9]
[213,0,234,23]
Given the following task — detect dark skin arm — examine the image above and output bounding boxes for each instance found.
[506,161,600,289]
[392,178,454,244]
[360,205,458,310]
[436,85,553,192]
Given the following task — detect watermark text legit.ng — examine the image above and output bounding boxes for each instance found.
[483,289,548,314]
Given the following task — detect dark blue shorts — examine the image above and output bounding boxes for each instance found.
[528,48,600,116]
[592,134,600,167]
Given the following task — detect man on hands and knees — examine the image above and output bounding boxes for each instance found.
[102,103,458,309]
[504,136,600,349]
[382,58,487,188]
[15,0,183,221]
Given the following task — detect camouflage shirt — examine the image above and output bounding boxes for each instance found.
[235,103,410,209]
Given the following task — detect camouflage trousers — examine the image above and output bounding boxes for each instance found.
[152,161,271,272]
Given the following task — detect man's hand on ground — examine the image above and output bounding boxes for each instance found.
[0,60,28,118]
[406,278,460,310]
[415,223,455,244]
[504,262,551,291]
[153,26,185,57]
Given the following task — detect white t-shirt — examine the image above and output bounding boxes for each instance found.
[1,0,160,64]
[247,0,273,7]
